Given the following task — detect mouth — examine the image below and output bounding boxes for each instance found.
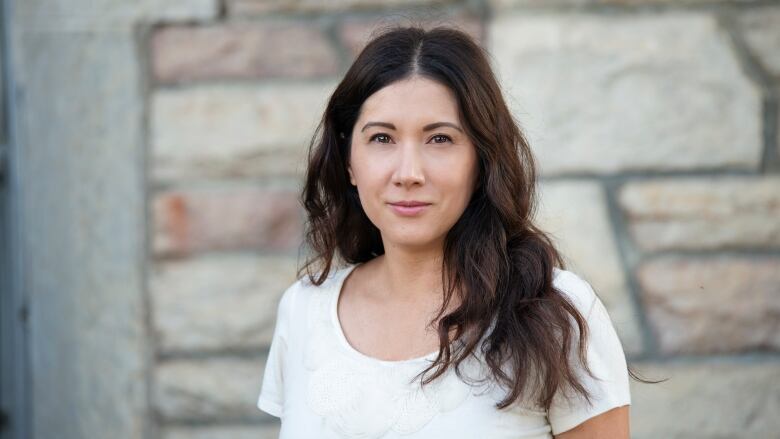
[387,201,432,216]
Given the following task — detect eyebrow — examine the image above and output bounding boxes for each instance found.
[360,121,463,133]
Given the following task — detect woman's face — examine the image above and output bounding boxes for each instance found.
[348,76,479,252]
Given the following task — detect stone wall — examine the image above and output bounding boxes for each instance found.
[144,1,780,438]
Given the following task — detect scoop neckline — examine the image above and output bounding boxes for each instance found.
[330,262,441,366]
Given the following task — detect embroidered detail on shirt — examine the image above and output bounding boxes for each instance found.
[304,285,478,439]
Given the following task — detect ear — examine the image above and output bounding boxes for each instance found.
[347,163,356,186]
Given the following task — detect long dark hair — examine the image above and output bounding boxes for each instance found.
[298,23,656,411]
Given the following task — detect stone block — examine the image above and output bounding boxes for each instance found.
[151,82,336,182]
[619,176,780,251]
[628,361,780,439]
[637,255,780,354]
[152,186,302,256]
[150,255,300,352]
[151,22,339,83]
[489,12,761,175]
[154,357,267,421]
[15,0,217,32]
[491,0,762,7]
[226,0,455,15]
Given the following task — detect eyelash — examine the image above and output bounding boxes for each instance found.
[369,133,453,144]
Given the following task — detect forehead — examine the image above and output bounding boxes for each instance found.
[358,77,460,123]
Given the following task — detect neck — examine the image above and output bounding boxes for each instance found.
[371,244,446,304]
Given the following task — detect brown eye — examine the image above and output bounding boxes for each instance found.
[431,134,452,144]
[370,133,391,144]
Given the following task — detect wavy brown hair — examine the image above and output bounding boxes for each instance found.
[297,23,657,412]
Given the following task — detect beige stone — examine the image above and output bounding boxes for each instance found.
[151,82,336,182]
[489,12,762,175]
[535,180,643,355]
[150,255,300,352]
[154,357,267,421]
[152,22,339,83]
[619,176,780,251]
[628,361,780,439]
[152,186,302,256]
[637,255,780,354]
[491,0,761,6]
[153,148,308,182]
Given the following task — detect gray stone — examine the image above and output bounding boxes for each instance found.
[637,255,780,354]
[15,0,217,32]
[628,361,780,439]
[534,180,643,356]
[227,0,455,14]
[11,24,148,439]
[150,255,300,352]
[489,12,762,175]
[162,424,281,439]
[619,176,780,251]
[151,82,336,182]
[154,357,268,421]
[738,6,780,78]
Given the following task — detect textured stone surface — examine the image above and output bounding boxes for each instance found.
[154,357,267,421]
[738,6,780,78]
[227,0,454,14]
[151,82,335,182]
[619,176,780,251]
[162,424,281,439]
[628,361,780,439]
[637,256,780,354]
[12,26,149,439]
[16,0,216,31]
[338,14,484,58]
[534,180,643,355]
[150,255,299,352]
[490,12,761,175]
[152,186,302,256]
[152,22,339,83]
[492,0,762,6]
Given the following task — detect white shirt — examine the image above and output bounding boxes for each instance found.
[257,263,631,438]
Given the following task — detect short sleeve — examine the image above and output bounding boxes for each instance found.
[547,270,631,435]
[256,280,299,418]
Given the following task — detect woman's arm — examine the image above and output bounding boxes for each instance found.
[554,405,630,439]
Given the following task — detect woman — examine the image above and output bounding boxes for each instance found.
[257,24,646,438]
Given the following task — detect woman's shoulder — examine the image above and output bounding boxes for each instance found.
[551,266,599,318]
[276,264,352,316]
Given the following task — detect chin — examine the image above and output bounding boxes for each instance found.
[383,230,441,249]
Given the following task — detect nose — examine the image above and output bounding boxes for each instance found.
[392,142,425,188]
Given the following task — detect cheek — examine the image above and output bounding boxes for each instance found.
[350,149,382,184]
[435,155,478,197]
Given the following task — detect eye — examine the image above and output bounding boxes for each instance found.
[430,134,453,144]
[369,133,393,144]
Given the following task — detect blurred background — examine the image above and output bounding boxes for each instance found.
[1,0,778,438]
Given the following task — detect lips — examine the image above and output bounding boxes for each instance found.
[388,201,431,207]
[387,200,431,216]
